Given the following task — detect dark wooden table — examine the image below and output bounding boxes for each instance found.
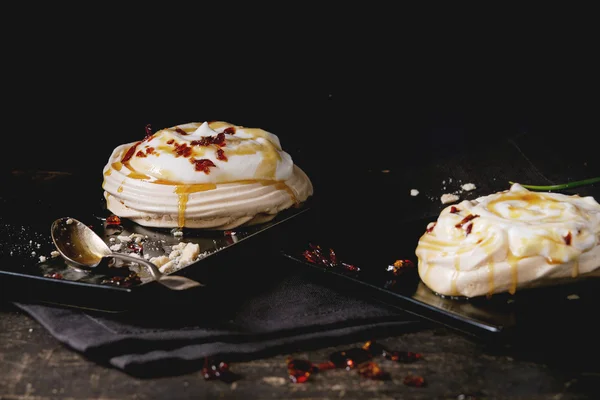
[2,300,598,400]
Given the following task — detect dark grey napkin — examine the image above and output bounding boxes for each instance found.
[13,267,423,378]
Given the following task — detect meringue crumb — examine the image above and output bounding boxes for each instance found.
[39,255,47,262]
[441,193,460,204]
[567,294,580,300]
[410,189,419,196]
[50,251,60,258]
[66,218,73,225]
[109,243,123,251]
[461,183,476,191]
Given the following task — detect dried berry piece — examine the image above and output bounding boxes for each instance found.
[388,259,415,276]
[44,272,63,280]
[216,148,227,161]
[563,232,572,245]
[106,215,122,226]
[302,243,360,273]
[202,358,240,383]
[357,361,390,380]
[122,142,141,163]
[287,357,317,383]
[127,242,143,255]
[100,271,141,288]
[455,214,479,228]
[450,206,460,213]
[175,127,188,135]
[403,373,426,387]
[364,341,422,362]
[144,124,153,139]
[329,348,372,370]
[191,159,217,174]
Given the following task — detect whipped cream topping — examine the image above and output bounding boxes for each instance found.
[416,183,600,298]
[102,121,313,229]
[119,121,293,183]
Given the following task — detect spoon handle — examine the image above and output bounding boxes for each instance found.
[109,253,203,290]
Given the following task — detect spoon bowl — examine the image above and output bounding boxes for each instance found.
[51,217,203,291]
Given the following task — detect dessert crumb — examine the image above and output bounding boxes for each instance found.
[461,183,476,191]
[50,250,60,258]
[441,193,460,204]
[567,294,580,300]
[410,189,419,196]
[38,255,47,263]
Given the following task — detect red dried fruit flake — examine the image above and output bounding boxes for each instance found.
[450,206,460,213]
[106,215,122,226]
[329,348,372,370]
[465,222,474,235]
[44,272,63,280]
[426,222,437,233]
[403,374,426,387]
[190,132,226,147]
[389,259,415,276]
[287,358,316,383]
[455,214,479,228]
[223,127,236,135]
[563,231,572,245]
[202,358,239,383]
[144,124,153,140]
[357,362,391,380]
[302,243,360,273]
[136,150,147,158]
[146,147,155,155]
[173,142,193,158]
[122,142,141,163]
[167,139,175,145]
[100,272,141,288]
[191,158,217,174]
[216,148,227,161]
[174,127,188,135]
[364,341,423,363]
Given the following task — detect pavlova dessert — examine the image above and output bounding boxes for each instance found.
[415,183,600,298]
[102,121,313,229]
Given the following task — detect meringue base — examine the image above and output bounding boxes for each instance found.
[103,164,313,230]
[105,194,286,230]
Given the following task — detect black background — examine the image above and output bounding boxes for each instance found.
[2,7,598,181]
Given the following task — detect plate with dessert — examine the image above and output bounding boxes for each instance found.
[0,121,314,311]
[282,180,600,339]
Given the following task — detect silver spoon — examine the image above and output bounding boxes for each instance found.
[50,217,203,291]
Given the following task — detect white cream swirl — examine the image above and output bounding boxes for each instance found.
[415,183,600,298]
[102,121,313,229]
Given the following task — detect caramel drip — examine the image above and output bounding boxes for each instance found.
[104,169,112,176]
[174,184,219,228]
[572,259,580,278]
[117,186,124,193]
[177,192,188,228]
[111,162,123,171]
[506,251,519,295]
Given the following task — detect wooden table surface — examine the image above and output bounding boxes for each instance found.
[1,300,598,400]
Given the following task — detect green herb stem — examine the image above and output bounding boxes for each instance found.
[509,177,600,191]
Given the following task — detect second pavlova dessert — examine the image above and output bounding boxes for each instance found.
[102,121,313,229]
[415,183,600,298]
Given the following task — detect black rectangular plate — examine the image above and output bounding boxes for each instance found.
[281,214,600,341]
[0,170,311,312]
